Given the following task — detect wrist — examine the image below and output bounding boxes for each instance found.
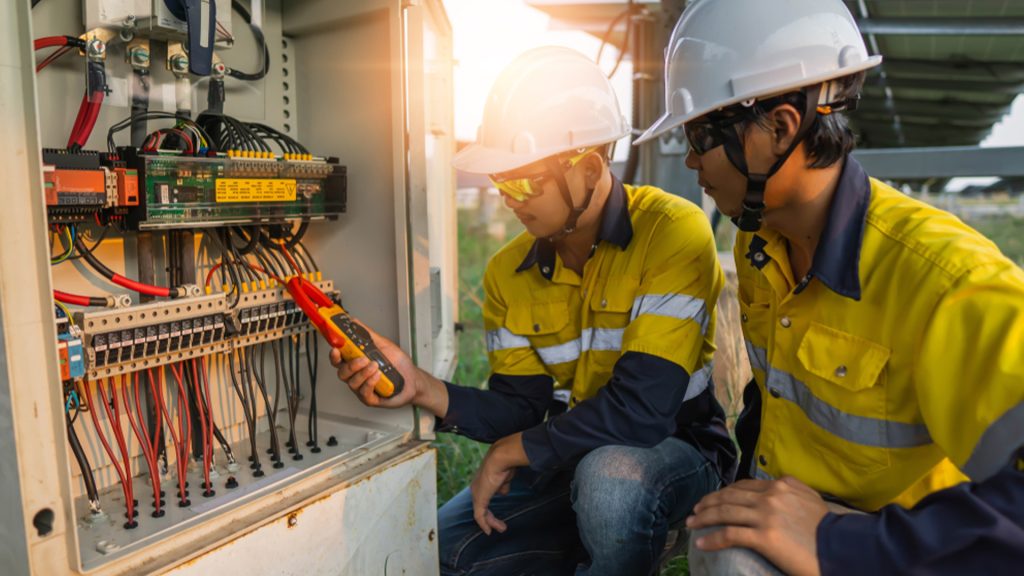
[412,370,448,416]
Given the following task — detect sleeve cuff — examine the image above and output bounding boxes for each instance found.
[434,381,470,434]
[521,423,560,471]
[817,512,884,575]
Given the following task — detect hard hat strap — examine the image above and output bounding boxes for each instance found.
[543,155,594,241]
[724,84,823,231]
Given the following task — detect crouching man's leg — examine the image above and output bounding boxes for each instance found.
[686,477,861,576]
[437,472,581,576]
[571,437,719,576]
[687,526,784,576]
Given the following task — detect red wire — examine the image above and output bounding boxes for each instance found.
[34,36,70,50]
[36,45,72,72]
[169,364,192,503]
[191,359,212,492]
[278,243,301,274]
[106,376,136,523]
[70,91,104,149]
[97,378,137,524]
[156,368,188,504]
[201,357,216,470]
[123,373,162,515]
[83,379,134,524]
[146,370,163,460]
[53,290,92,307]
[110,274,172,298]
[68,92,91,148]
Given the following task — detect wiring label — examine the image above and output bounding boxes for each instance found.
[215,179,298,202]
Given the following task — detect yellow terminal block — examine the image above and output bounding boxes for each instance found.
[205,286,212,295]
[259,280,267,290]
[316,271,323,281]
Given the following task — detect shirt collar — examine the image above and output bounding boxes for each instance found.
[516,175,633,280]
[745,156,870,300]
[811,156,870,300]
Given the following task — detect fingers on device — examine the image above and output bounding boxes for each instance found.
[286,276,404,398]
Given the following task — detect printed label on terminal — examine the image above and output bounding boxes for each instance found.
[215,179,298,203]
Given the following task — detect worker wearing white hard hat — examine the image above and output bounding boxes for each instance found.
[639,0,1024,574]
[333,46,737,574]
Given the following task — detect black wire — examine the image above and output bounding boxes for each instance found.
[296,240,319,272]
[251,342,282,466]
[595,0,635,79]
[107,112,214,154]
[210,229,242,308]
[66,410,101,505]
[228,349,262,474]
[305,330,319,448]
[227,0,270,82]
[68,224,109,261]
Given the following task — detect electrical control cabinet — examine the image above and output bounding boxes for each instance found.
[1,0,456,574]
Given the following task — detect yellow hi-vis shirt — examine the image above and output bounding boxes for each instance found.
[736,157,1024,512]
[483,180,722,408]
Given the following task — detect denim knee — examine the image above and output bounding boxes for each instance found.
[572,445,662,533]
[687,526,784,576]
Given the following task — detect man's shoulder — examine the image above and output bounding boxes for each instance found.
[626,184,706,224]
[865,178,1010,281]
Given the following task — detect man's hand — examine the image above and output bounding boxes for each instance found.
[686,476,828,576]
[470,432,529,536]
[329,320,446,414]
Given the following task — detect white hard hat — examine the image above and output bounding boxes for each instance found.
[635,0,882,144]
[452,46,630,175]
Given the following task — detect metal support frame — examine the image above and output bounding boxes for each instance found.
[852,146,1024,180]
[857,18,1024,36]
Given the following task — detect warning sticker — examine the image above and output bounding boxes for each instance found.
[215,179,297,202]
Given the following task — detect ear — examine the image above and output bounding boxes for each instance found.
[767,103,802,156]
[580,152,605,188]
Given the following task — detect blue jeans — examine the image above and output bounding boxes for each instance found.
[438,437,719,576]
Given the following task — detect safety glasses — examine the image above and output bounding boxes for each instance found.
[684,113,748,156]
[490,147,597,202]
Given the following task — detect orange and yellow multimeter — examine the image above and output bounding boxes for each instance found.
[286,276,404,398]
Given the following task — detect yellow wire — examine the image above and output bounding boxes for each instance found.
[55,300,75,325]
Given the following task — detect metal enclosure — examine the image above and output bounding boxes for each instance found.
[1,0,455,573]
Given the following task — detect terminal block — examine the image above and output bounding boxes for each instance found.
[74,294,230,380]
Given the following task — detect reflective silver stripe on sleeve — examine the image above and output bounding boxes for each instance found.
[962,400,1024,481]
[683,362,714,402]
[535,327,625,365]
[486,328,530,352]
[631,293,709,333]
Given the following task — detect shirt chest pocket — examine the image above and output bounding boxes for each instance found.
[795,322,892,473]
[505,300,570,337]
[590,278,637,322]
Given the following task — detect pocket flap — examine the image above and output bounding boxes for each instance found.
[797,323,890,391]
[506,300,569,335]
[590,279,637,313]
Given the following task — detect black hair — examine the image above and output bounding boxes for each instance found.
[741,71,867,169]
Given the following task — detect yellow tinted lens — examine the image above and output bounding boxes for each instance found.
[490,177,536,202]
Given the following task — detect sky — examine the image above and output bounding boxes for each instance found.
[441,0,635,160]
[442,0,1024,189]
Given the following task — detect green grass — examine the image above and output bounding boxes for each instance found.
[432,202,522,505]
[964,215,1024,267]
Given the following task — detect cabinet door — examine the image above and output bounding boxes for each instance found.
[405,0,457,382]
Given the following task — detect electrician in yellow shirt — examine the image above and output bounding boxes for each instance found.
[332,47,737,575]
[635,0,1024,574]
